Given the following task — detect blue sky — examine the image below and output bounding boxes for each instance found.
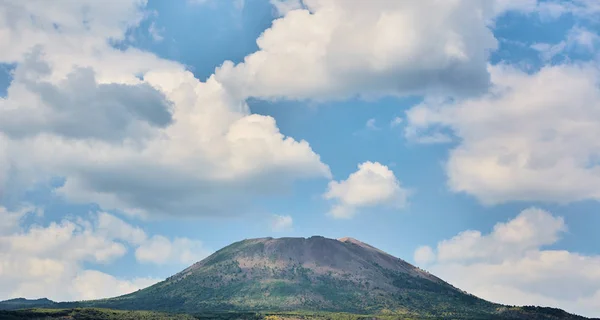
[1,0,600,317]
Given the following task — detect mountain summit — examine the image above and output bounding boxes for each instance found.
[91,236,497,316]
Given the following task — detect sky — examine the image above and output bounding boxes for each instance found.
[0,0,600,317]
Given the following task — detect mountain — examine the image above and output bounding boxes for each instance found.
[92,236,489,315]
[0,236,594,319]
[73,236,590,319]
[0,298,56,310]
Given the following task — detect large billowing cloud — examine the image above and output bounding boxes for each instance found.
[0,206,208,301]
[215,0,500,101]
[217,0,598,102]
[413,208,600,317]
[0,0,330,218]
[0,0,146,63]
[1,51,173,142]
[324,161,408,218]
[405,64,600,204]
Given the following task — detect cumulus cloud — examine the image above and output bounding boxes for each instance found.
[94,212,211,266]
[413,245,435,265]
[0,0,146,63]
[433,208,566,264]
[405,63,600,205]
[135,236,210,265]
[0,0,331,218]
[215,0,500,101]
[324,161,408,218]
[70,270,159,301]
[0,212,128,300]
[7,220,127,265]
[96,212,147,246]
[270,214,293,232]
[0,205,42,234]
[237,0,599,103]
[0,208,207,301]
[4,0,596,219]
[414,208,600,317]
[0,51,173,142]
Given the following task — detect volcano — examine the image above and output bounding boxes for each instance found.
[2,236,592,319]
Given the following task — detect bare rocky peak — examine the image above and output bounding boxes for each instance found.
[337,237,391,255]
[178,235,444,287]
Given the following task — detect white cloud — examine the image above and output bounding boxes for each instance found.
[0,208,206,301]
[404,129,453,145]
[135,236,210,265]
[94,212,211,266]
[270,0,304,16]
[0,212,128,300]
[532,26,600,62]
[96,212,147,246]
[1,53,173,142]
[215,0,500,101]
[414,208,600,318]
[492,0,538,15]
[543,0,600,20]
[405,63,600,205]
[530,41,566,62]
[324,161,408,218]
[434,208,566,264]
[0,205,42,234]
[237,0,600,103]
[365,118,379,131]
[390,117,403,128]
[0,0,146,64]
[270,214,293,232]
[148,22,164,42]
[413,245,435,265]
[70,270,159,301]
[0,0,331,218]
[7,220,127,265]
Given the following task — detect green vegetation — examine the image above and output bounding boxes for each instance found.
[0,298,55,311]
[0,308,197,320]
[70,260,494,317]
[0,308,591,320]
